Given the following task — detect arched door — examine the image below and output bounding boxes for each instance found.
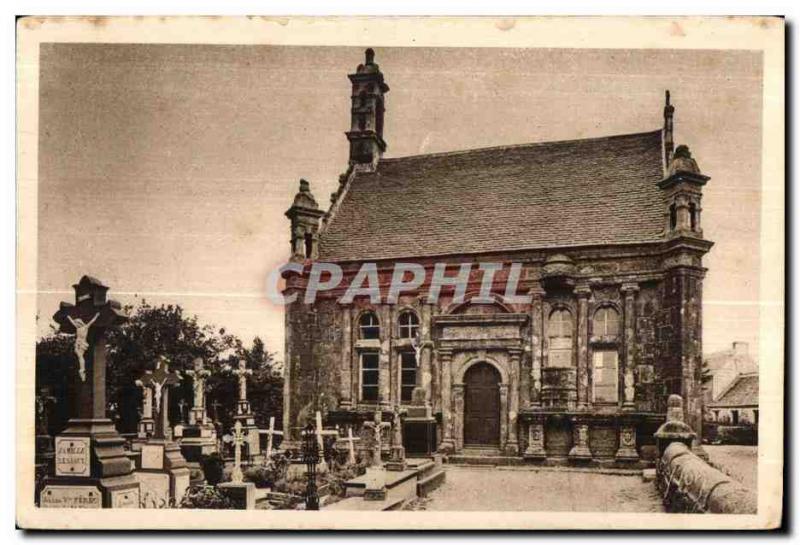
[463,363,501,446]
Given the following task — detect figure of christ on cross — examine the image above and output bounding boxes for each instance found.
[66,313,99,382]
[228,359,253,414]
[363,410,392,468]
[138,356,182,439]
[52,275,128,419]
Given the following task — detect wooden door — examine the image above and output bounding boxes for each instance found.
[463,363,501,446]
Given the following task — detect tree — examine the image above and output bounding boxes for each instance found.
[36,300,283,435]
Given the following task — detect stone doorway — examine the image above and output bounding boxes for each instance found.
[463,363,501,446]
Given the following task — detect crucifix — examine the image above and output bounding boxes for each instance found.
[261,416,283,459]
[52,275,128,419]
[186,357,211,425]
[363,410,391,468]
[341,426,361,466]
[229,359,253,415]
[138,356,182,440]
[223,421,246,483]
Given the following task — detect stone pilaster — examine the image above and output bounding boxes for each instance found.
[615,416,639,462]
[575,284,591,411]
[506,349,521,455]
[339,303,353,409]
[523,414,547,460]
[568,416,592,461]
[420,299,434,406]
[438,349,455,453]
[378,305,391,409]
[621,282,639,410]
[452,383,464,452]
[529,284,545,407]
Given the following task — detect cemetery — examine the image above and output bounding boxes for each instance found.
[33,275,758,514]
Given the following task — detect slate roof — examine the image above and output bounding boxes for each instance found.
[708,373,759,408]
[319,130,667,262]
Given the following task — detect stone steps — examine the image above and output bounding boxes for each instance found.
[417,469,446,497]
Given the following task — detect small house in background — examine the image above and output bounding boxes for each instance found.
[703,342,759,445]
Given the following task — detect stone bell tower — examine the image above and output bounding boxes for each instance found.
[285,179,324,262]
[345,48,390,166]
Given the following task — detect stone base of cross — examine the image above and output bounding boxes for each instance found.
[41,276,140,509]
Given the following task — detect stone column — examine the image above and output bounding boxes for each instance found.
[621,282,639,410]
[506,349,521,455]
[338,303,353,409]
[349,306,360,404]
[499,383,509,451]
[439,349,455,453]
[529,284,545,407]
[575,284,591,411]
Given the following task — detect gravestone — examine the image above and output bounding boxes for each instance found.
[134,356,191,507]
[362,410,392,500]
[229,359,261,461]
[220,420,256,509]
[42,276,140,508]
[386,405,407,471]
[180,357,218,464]
[261,416,283,459]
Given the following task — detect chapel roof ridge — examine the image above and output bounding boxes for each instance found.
[378,128,664,163]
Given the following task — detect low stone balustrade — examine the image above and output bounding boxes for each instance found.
[654,394,756,514]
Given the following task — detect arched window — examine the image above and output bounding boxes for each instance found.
[593,307,620,337]
[359,312,380,340]
[398,311,419,339]
[548,309,573,367]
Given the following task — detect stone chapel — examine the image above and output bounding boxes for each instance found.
[281,49,712,465]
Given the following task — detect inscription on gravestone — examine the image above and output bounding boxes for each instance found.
[40,485,101,509]
[54,436,90,477]
[110,488,141,508]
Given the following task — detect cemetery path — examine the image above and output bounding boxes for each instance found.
[421,466,664,512]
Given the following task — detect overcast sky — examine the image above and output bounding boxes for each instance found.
[37,44,762,358]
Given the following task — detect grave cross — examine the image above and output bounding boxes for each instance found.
[363,410,391,468]
[223,420,246,483]
[186,358,211,425]
[260,416,283,459]
[52,275,127,419]
[341,426,362,466]
[138,356,182,439]
[229,359,253,414]
[177,398,188,423]
[314,411,339,455]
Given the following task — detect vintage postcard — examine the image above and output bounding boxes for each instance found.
[15,16,784,529]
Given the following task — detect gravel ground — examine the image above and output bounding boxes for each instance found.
[421,466,664,512]
[704,445,758,490]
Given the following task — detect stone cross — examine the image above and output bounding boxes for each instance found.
[363,410,391,468]
[223,420,246,483]
[186,357,211,425]
[134,379,153,419]
[390,405,406,463]
[229,359,253,414]
[341,426,361,466]
[138,356,182,440]
[260,416,283,459]
[52,275,128,419]
[178,399,188,423]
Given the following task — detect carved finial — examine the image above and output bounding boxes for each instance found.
[663,90,675,169]
[365,48,375,65]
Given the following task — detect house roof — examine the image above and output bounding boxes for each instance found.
[708,373,759,408]
[319,129,667,262]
